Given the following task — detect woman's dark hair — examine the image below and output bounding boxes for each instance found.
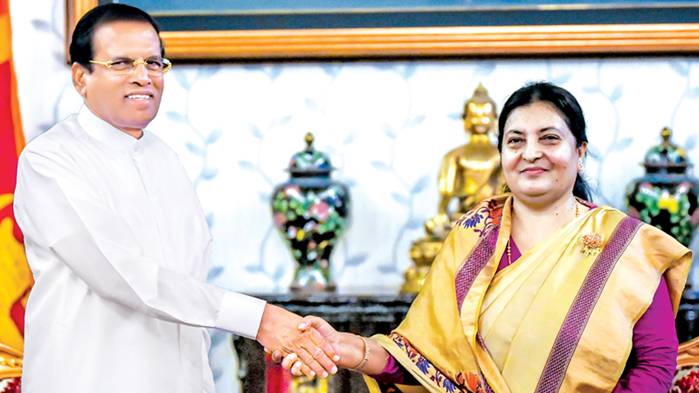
[497,82,592,201]
[69,3,164,71]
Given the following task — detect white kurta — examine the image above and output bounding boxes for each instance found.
[14,107,266,393]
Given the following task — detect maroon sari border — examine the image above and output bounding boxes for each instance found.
[455,227,499,310]
[534,216,642,393]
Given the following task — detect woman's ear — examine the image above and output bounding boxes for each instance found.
[577,141,588,160]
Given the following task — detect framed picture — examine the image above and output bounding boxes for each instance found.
[66,1,699,60]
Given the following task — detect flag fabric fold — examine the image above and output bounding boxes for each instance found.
[0,0,32,357]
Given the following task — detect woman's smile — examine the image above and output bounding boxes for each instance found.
[520,166,547,175]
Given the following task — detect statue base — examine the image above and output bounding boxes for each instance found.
[401,236,444,294]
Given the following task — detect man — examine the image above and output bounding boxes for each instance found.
[13,4,336,392]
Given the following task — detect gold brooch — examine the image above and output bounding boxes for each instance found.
[580,233,603,256]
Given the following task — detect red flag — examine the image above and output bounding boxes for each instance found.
[0,0,32,356]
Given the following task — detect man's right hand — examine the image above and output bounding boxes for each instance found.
[256,304,339,378]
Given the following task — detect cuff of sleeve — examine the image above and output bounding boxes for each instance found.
[216,291,266,339]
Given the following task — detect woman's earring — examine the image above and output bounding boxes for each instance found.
[577,160,584,174]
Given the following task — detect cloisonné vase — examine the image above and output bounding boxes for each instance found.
[625,127,699,246]
[271,133,350,292]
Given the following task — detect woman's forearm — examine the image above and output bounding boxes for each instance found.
[338,333,390,375]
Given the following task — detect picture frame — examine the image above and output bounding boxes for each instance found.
[66,1,699,60]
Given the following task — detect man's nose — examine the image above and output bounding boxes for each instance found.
[130,62,152,84]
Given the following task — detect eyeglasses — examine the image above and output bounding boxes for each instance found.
[89,57,172,75]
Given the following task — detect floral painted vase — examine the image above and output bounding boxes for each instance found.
[625,127,699,246]
[271,133,350,292]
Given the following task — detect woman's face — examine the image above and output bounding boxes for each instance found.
[501,101,586,205]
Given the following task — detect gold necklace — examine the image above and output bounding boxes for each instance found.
[507,200,580,266]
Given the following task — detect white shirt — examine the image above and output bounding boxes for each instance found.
[14,107,266,393]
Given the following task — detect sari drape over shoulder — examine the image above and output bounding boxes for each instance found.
[365,195,691,393]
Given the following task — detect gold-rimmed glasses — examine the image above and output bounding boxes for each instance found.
[89,57,172,76]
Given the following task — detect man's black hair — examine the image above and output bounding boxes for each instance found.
[69,3,164,71]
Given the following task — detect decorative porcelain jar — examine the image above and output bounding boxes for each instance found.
[626,127,699,246]
[271,133,350,292]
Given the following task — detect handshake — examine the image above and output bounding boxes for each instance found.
[255,304,386,378]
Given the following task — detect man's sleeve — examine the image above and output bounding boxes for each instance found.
[14,148,265,339]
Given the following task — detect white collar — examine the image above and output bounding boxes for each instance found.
[77,106,148,153]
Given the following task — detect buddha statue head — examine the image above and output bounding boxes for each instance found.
[462,83,497,135]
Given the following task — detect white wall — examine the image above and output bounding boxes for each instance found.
[10,0,699,391]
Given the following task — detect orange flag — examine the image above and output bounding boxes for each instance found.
[0,0,32,354]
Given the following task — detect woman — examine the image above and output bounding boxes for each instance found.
[280,82,691,392]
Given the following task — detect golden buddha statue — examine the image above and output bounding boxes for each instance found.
[402,83,503,293]
[438,83,503,222]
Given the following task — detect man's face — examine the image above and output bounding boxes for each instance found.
[72,20,164,135]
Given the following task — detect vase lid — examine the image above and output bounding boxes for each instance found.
[642,127,690,171]
[288,133,333,175]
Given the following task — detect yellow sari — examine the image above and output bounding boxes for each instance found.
[365,195,691,393]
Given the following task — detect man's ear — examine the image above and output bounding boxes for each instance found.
[71,63,89,97]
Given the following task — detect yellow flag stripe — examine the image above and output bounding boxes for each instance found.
[0,14,10,64]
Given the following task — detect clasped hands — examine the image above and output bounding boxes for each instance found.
[256,304,366,379]
[256,304,340,378]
